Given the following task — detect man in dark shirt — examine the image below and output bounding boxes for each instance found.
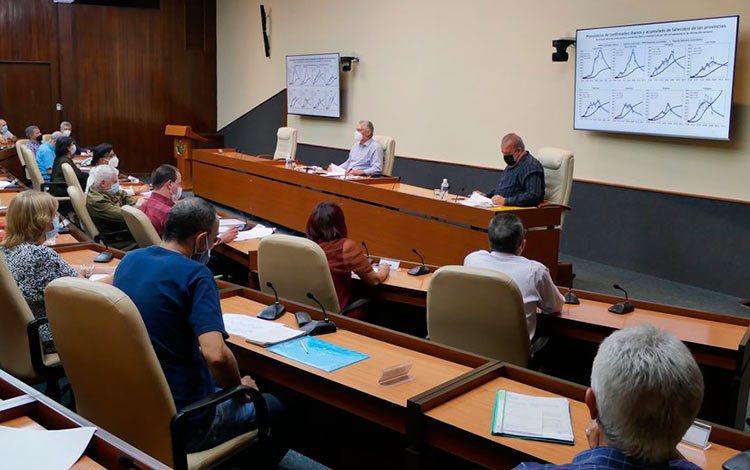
[113,198,288,466]
[486,133,545,207]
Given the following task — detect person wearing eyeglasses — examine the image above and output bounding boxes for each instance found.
[479,133,545,207]
[463,213,563,339]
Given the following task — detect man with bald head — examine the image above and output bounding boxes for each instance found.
[485,133,545,207]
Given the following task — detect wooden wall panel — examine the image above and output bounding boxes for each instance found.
[0,0,216,174]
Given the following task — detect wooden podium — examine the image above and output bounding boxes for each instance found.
[164,124,208,190]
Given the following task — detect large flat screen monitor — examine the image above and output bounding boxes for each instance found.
[286,53,341,118]
[574,16,739,140]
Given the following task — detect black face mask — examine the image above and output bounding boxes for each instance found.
[36,134,43,143]
[503,153,516,166]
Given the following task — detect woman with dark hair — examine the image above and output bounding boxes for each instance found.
[306,202,389,319]
[50,136,87,197]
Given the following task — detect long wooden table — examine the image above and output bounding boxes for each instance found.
[0,368,170,470]
[191,149,564,282]
[407,362,750,470]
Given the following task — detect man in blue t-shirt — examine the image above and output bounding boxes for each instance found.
[113,197,288,466]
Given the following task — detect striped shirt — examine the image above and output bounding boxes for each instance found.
[515,447,703,470]
[488,152,545,206]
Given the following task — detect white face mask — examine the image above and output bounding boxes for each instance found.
[62,129,71,137]
[354,130,363,142]
[70,144,76,155]
[108,155,119,168]
[172,185,183,202]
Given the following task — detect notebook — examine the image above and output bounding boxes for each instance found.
[268,336,369,373]
[223,313,305,347]
[491,390,574,445]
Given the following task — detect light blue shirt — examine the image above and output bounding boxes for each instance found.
[340,138,383,176]
[36,142,55,181]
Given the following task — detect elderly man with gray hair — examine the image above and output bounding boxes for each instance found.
[334,120,383,176]
[516,324,704,470]
[86,164,138,250]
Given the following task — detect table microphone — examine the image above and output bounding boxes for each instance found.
[258,282,287,320]
[300,292,337,335]
[453,187,465,203]
[608,284,634,314]
[564,273,580,304]
[408,248,430,276]
[361,241,374,265]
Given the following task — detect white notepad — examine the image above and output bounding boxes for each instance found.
[0,425,96,470]
[492,390,574,445]
[223,313,305,347]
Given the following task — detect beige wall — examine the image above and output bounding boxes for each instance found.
[217,0,750,201]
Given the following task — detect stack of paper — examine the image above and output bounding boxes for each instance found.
[0,179,15,188]
[324,164,346,177]
[223,313,305,346]
[0,425,96,470]
[458,192,495,208]
[219,218,245,233]
[234,224,274,241]
[492,390,574,445]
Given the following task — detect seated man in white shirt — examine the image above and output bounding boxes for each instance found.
[464,213,564,338]
[334,120,383,176]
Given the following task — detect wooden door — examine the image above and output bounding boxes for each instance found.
[0,61,56,135]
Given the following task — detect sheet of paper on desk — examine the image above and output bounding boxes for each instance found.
[378,258,400,270]
[89,274,109,282]
[492,390,574,444]
[268,336,370,373]
[220,218,245,228]
[223,313,305,346]
[458,192,494,208]
[0,179,14,188]
[0,425,96,470]
[233,224,274,241]
[324,163,346,177]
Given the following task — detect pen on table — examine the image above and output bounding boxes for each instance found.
[301,340,310,354]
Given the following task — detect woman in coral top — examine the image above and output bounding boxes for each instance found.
[306,202,389,319]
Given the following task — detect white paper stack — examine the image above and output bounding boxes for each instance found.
[0,179,15,188]
[458,192,495,208]
[324,164,346,177]
[223,313,305,346]
[234,224,274,241]
[492,390,574,444]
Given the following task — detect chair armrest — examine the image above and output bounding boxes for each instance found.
[527,335,551,370]
[255,154,274,160]
[339,297,369,316]
[170,385,269,470]
[94,230,132,244]
[26,317,62,374]
[41,181,69,192]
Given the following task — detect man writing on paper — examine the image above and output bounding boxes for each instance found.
[516,324,704,470]
[333,120,383,176]
[464,213,563,339]
[481,133,545,207]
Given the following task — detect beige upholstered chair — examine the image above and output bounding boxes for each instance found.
[537,147,574,226]
[272,127,298,160]
[61,161,83,194]
[426,266,530,366]
[258,234,340,313]
[372,135,396,176]
[44,277,269,470]
[0,252,62,397]
[14,139,30,179]
[20,144,70,201]
[42,133,51,143]
[67,185,100,240]
[122,205,161,247]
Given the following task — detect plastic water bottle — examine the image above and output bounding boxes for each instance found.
[440,178,450,198]
[285,155,292,169]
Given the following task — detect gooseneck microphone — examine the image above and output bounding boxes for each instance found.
[408,249,430,276]
[301,292,337,335]
[453,187,465,203]
[258,281,287,320]
[362,241,374,265]
[608,283,634,314]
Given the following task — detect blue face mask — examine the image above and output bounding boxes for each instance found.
[45,216,60,243]
[109,182,120,194]
[1,125,8,133]
[191,234,211,265]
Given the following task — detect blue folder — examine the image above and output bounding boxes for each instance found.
[267,336,369,373]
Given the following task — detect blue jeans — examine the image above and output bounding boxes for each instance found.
[185,392,289,468]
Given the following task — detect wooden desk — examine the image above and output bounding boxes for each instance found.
[408,362,750,470]
[191,149,564,282]
[54,243,124,268]
[0,188,22,213]
[0,368,170,470]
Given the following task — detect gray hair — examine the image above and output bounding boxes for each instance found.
[60,121,72,128]
[25,125,39,138]
[359,120,374,135]
[488,213,524,254]
[50,131,64,142]
[501,133,525,151]
[591,324,703,463]
[89,164,119,187]
[163,198,217,243]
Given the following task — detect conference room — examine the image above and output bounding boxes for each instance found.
[0,1,748,469]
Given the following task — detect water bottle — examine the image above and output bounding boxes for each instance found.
[440,178,450,198]
[285,155,292,169]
